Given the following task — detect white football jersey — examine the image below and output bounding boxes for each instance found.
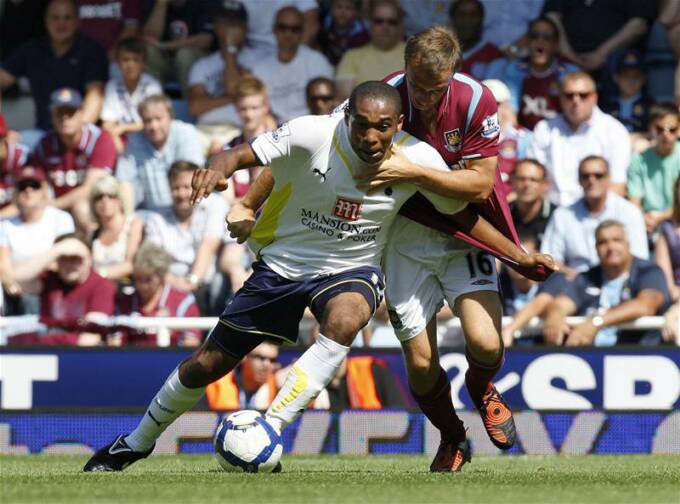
[248,114,467,280]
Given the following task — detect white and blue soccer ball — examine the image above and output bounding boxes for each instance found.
[214,410,283,473]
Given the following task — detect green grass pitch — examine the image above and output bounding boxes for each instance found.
[2,454,679,503]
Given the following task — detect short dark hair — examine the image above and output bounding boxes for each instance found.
[115,37,146,58]
[595,219,627,240]
[348,81,402,117]
[649,102,679,124]
[306,77,335,97]
[168,160,199,182]
[449,0,484,20]
[578,155,609,175]
[527,16,559,41]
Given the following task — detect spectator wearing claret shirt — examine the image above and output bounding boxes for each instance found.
[0,114,30,217]
[115,242,202,346]
[250,6,333,122]
[449,0,506,81]
[318,0,370,66]
[501,16,579,131]
[0,0,108,145]
[31,88,117,232]
[76,0,142,60]
[9,234,116,346]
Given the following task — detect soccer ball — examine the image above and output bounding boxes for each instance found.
[214,410,283,473]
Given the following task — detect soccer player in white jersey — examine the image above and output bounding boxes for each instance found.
[83,81,549,473]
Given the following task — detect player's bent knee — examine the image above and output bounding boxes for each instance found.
[178,341,240,387]
[321,297,371,346]
[468,337,503,363]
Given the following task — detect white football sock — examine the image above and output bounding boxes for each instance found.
[125,368,205,452]
[266,334,350,432]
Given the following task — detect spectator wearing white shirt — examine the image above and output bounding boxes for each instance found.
[144,161,227,306]
[250,6,333,122]
[116,94,205,211]
[527,72,631,207]
[541,155,648,277]
[0,167,75,313]
[187,2,259,127]
[101,37,163,153]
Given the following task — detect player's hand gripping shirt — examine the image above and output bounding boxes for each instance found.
[248,114,467,281]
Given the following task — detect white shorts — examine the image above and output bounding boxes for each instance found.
[384,216,498,342]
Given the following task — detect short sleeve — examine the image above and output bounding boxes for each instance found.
[626,153,644,198]
[89,130,117,172]
[461,84,500,159]
[250,116,326,168]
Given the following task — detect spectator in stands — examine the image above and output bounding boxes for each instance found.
[541,155,648,276]
[243,0,320,58]
[509,159,556,248]
[89,175,143,282]
[543,0,655,72]
[116,242,202,346]
[116,94,205,211]
[527,72,631,206]
[601,50,654,134]
[479,0,544,52]
[76,0,141,60]
[205,342,281,410]
[9,233,117,345]
[0,0,108,141]
[0,167,75,313]
[306,77,337,115]
[144,161,227,310]
[0,114,30,217]
[250,6,333,122]
[501,16,579,131]
[483,79,531,194]
[399,0,450,38]
[542,220,671,346]
[31,88,117,232]
[449,0,506,81]
[313,355,408,411]
[656,177,680,302]
[628,103,680,234]
[187,1,258,127]
[101,37,163,153]
[141,0,216,94]
[318,0,369,65]
[335,0,406,101]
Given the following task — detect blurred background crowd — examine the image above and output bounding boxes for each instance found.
[1,0,680,354]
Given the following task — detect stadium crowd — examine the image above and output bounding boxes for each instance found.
[1,0,680,351]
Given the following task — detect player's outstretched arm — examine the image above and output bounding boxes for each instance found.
[190,143,261,206]
[226,169,275,244]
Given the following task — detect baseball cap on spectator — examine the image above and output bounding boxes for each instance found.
[0,113,7,137]
[483,79,512,104]
[215,0,247,22]
[616,50,645,72]
[50,88,83,110]
[16,166,47,185]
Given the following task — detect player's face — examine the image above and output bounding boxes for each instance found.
[528,20,558,67]
[51,106,82,137]
[170,171,193,214]
[370,4,403,50]
[596,226,630,269]
[141,103,172,149]
[45,0,79,44]
[650,114,679,154]
[560,78,597,127]
[511,162,546,204]
[246,343,279,385]
[274,11,304,52]
[237,94,270,131]
[133,269,164,303]
[346,98,403,164]
[117,51,145,82]
[332,0,358,27]
[405,66,451,112]
[578,159,609,201]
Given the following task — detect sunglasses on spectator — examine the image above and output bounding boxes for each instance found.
[579,172,607,181]
[94,193,118,201]
[275,23,303,33]
[310,94,334,102]
[654,124,678,134]
[17,180,42,192]
[512,175,543,184]
[562,91,594,100]
[249,354,277,363]
[372,17,399,26]
[528,31,556,41]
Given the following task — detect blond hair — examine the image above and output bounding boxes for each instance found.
[404,26,461,77]
[90,174,126,218]
[235,76,269,101]
[133,242,172,277]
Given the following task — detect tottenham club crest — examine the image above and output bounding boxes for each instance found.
[443,128,462,153]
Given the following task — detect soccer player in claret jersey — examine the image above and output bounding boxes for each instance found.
[83,81,550,473]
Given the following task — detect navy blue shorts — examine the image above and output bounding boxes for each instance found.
[209,261,385,358]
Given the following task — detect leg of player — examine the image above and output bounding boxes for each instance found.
[454,290,516,450]
[402,320,470,472]
[83,330,255,472]
[265,292,372,432]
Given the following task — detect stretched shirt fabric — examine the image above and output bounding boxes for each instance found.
[384,71,551,281]
[248,114,467,281]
